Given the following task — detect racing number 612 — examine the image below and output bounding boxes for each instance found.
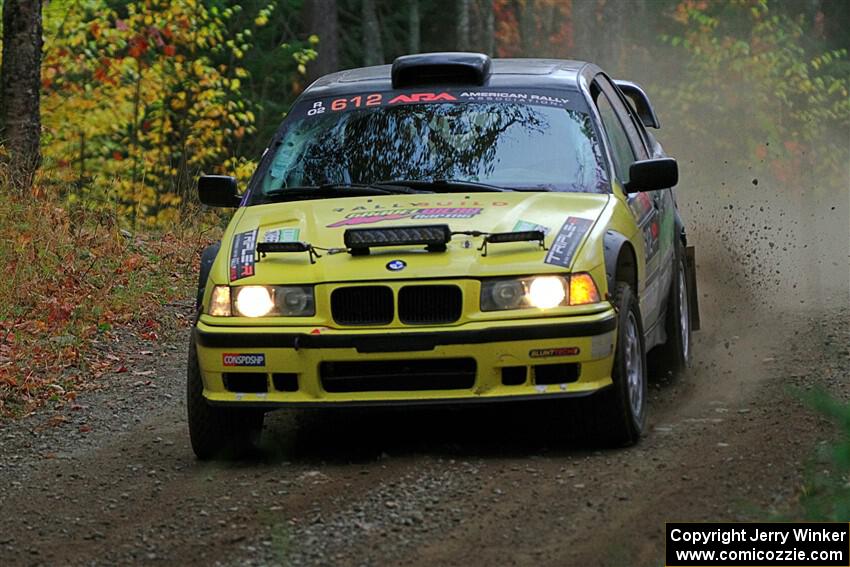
[331,94,382,111]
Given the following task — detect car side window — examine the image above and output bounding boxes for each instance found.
[593,84,636,183]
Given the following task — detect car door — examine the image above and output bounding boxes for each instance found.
[591,75,668,335]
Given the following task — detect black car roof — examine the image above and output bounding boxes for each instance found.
[303,58,593,98]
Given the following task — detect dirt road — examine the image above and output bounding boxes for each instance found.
[1,260,848,567]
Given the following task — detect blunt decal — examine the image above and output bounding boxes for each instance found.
[529,347,580,358]
[544,217,593,268]
[230,229,258,281]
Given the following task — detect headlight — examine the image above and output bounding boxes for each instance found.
[528,276,567,308]
[480,274,598,311]
[234,286,275,317]
[208,285,315,317]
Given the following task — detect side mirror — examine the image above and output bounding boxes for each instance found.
[198,175,240,207]
[625,158,678,193]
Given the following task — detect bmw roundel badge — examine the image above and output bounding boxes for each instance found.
[386,259,406,272]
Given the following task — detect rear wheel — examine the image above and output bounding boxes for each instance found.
[581,282,647,446]
[187,333,264,460]
[655,240,692,373]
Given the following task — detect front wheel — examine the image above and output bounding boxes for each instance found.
[187,333,264,460]
[581,282,647,446]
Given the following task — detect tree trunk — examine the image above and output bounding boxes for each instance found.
[304,0,339,83]
[483,0,495,56]
[456,0,470,51]
[0,0,43,189]
[519,0,535,57]
[362,0,384,66]
[571,0,597,63]
[408,0,420,54]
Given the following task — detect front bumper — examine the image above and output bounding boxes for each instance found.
[194,310,617,407]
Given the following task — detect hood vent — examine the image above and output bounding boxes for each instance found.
[391,52,492,88]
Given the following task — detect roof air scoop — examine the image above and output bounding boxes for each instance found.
[391,52,492,89]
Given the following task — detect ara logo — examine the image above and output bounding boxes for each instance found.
[388,92,457,104]
[386,259,406,272]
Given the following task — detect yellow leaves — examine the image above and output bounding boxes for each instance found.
[308,34,319,45]
[254,15,268,27]
[38,0,269,227]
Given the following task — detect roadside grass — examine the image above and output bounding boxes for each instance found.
[0,184,221,418]
[799,391,850,520]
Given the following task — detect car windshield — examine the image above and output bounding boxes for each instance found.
[251,95,608,202]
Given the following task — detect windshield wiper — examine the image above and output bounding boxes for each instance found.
[261,183,424,203]
[374,179,512,193]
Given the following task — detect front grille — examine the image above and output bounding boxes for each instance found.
[320,359,476,392]
[398,285,462,324]
[331,286,393,325]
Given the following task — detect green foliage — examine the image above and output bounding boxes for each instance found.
[39,0,314,226]
[801,390,850,520]
[660,0,850,188]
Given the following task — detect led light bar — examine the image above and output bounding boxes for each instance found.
[344,224,452,255]
[257,241,311,254]
[485,230,545,244]
[479,230,546,256]
[256,241,319,264]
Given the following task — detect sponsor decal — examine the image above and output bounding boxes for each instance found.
[229,229,258,281]
[301,88,587,120]
[263,227,300,243]
[327,207,483,228]
[512,220,550,235]
[642,216,660,259]
[222,353,266,367]
[386,259,406,272]
[459,92,571,106]
[388,92,457,104]
[544,217,594,268]
[529,347,580,358]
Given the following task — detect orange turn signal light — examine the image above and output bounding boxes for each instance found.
[569,273,600,305]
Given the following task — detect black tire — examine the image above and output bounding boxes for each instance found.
[196,242,221,309]
[187,333,264,460]
[581,282,648,446]
[655,240,692,374]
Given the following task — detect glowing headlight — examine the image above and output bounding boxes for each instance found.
[218,285,315,317]
[234,286,275,318]
[527,276,567,309]
[480,274,599,311]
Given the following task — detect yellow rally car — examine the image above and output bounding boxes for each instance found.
[187,53,699,459]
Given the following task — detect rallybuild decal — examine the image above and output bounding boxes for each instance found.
[222,353,266,367]
[230,229,258,281]
[544,217,594,268]
[327,207,483,228]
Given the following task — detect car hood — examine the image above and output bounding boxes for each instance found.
[222,192,610,284]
